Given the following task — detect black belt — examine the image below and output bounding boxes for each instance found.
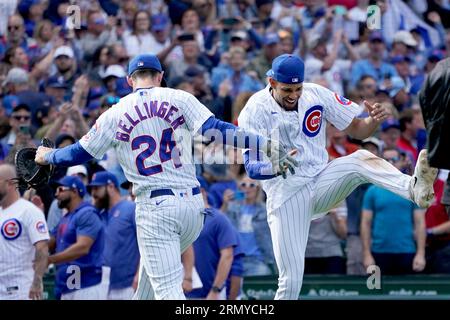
[150,187,201,198]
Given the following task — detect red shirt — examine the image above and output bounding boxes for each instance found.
[397,136,418,163]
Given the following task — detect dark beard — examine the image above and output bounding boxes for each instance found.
[0,191,6,203]
[57,197,71,209]
[95,192,110,210]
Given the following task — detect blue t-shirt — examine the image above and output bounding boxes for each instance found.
[51,202,104,297]
[101,200,139,289]
[362,185,419,253]
[187,208,239,298]
[350,59,398,87]
[237,204,263,260]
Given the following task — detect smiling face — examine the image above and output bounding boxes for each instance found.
[269,78,303,110]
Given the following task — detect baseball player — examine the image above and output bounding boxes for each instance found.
[89,171,140,300]
[49,176,106,300]
[238,54,438,300]
[0,164,49,300]
[34,54,296,300]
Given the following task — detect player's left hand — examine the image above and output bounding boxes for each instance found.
[412,253,426,272]
[35,146,53,165]
[364,100,391,123]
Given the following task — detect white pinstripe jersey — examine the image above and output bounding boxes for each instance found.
[80,88,213,197]
[238,83,363,212]
[0,199,49,294]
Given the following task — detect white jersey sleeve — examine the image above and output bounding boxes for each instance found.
[173,91,213,134]
[318,85,363,131]
[79,108,117,159]
[24,201,50,245]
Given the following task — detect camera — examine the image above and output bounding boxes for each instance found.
[233,191,245,201]
[177,33,195,42]
[19,125,30,135]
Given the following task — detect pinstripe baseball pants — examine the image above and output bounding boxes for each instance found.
[133,191,205,300]
[268,150,412,300]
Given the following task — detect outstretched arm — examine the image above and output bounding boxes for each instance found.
[200,117,298,178]
[344,101,390,140]
[35,141,94,166]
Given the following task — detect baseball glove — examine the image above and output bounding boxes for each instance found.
[15,138,55,189]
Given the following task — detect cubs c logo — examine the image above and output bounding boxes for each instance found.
[36,221,47,234]
[334,93,352,106]
[302,105,323,137]
[1,219,22,240]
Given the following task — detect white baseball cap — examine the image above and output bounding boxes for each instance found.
[54,46,75,60]
[102,65,126,79]
[66,165,88,177]
[2,67,29,86]
[393,31,417,47]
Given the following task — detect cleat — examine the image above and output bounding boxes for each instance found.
[410,149,438,208]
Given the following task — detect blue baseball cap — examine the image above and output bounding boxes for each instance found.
[88,171,119,188]
[128,54,163,76]
[53,176,86,198]
[263,32,280,46]
[266,54,305,84]
[369,31,384,42]
[381,118,400,132]
[151,14,169,31]
[388,76,406,98]
[428,49,444,62]
[2,95,20,116]
[46,76,68,89]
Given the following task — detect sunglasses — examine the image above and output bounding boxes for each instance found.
[56,186,72,193]
[240,182,257,188]
[8,25,21,31]
[13,115,31,121]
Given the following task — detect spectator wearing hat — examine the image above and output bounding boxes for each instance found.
[44,76,69,105]
[2,67,52,127]
[390,31,418,58]
[390,55,425,97]
[305,30,357,95]
[351,31,398,87]
[380,118,401,150]
[48,176,107,300]
[150,14,171,55]
[381,76,410,111]
[247,32,282,82]
[101,64,127,95]
[424,49,445,74]
[50,46,80,99]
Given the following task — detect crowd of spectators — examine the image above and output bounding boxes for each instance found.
[1,0,450,299]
